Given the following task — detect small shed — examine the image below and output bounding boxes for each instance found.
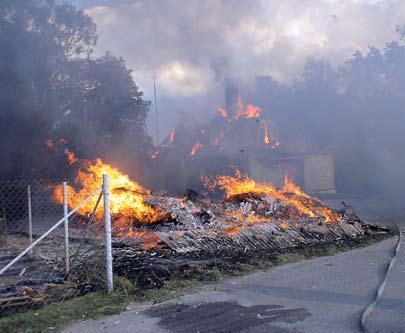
[304,154,335,193]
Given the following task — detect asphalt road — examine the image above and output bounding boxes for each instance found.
[64,235,404,333]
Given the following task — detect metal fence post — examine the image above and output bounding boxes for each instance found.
[103,174,113,293]
[27,185,33,255]
[63,182,69,274]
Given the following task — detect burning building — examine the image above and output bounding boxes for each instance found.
[150,82,335,195]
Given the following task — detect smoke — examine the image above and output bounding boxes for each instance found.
[79,0,405,198]
[80,0,405,145]
[5,0,405,199]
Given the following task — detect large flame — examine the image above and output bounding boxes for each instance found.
[54,153,166,224]
[205,169,339,223]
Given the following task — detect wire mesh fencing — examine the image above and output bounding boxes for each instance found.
[0,179,111,317]
[0,179,62,239]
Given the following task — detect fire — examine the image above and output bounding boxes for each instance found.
[244,104,261,119]
[213,128,228,146]
[222,225,242,235]
[280,171,310,198]
[217,107,228,118]
[205,169,339,223]
[45,138,67,150]
[168,129,175,144]
[54,156,166,225]
[190,141,203,156]
[151,129,176,159]
[45,139,55,149]
[262,121,271,144]
[236,97,261,119]
[216,97,261,120]
[260,120,280,148]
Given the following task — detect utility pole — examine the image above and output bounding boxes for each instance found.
[153,76,159,145]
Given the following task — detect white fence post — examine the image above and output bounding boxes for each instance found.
[27,185,33,256]
[103,174,113,293]
[63,182,70,274]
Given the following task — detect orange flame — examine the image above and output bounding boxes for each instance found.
[151,129,176,159]
[262,121,271,144]
[217,97,261,121]
[205,169,338,222]
[235,97,261,119]
[190,142,203,156]
[280,171,310,198]
[53,155,166,225]
[260,121,280,148]
[244,104,261,119]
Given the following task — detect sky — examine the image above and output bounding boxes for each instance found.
[69,0,405,141]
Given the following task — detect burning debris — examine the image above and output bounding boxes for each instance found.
[51,152,367,253]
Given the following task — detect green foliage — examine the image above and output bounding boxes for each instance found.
[0,0,151,179]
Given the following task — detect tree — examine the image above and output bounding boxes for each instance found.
[0,0,152,179]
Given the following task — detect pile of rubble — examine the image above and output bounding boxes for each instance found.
[110,188,385,255]
[111,192,391,288]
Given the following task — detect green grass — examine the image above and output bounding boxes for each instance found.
[0,292,128,333]
[275,253,306,265]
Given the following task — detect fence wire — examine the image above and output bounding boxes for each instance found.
[0,180,108,317]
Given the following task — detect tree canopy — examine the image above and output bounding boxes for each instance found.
[0,0,152,179]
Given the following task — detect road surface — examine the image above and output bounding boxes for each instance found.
[64,235,404,333]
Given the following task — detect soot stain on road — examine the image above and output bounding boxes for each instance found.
[145,301,311,332]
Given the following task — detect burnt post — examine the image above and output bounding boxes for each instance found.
[103,174,113,293]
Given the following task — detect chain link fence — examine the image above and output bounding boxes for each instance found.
[0,179,110,317]
[0,180,62,239]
